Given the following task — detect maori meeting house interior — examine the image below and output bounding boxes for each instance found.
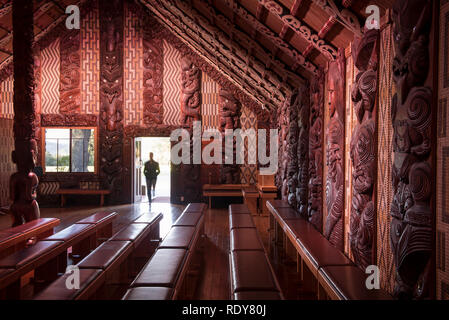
[0,0,448,304]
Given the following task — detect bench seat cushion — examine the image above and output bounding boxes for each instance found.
[34,269,103,300]
[77,240,131,270]
[230,251,278,292]
[229,214,255,230]
[76,212,117,225]
[273,208,302,221]
[110,224,148,242]
[0,231,16,243]
[131,248,186,287]
[0,268,14,279]
[184,203,206,213]
[230,228,263,251]
[0,240,63,269]
[44,224,94,242]
[158,226,195,249]
[229,204,251,215]
[296,232,353,269]
[267,200,291,210]
[122,287,173,300]
[7,218,59,234]
[133,212,163,224]
[172,211,202,227]
[234,291,282,300]
[283,219,310,240]
[319,266,392,300]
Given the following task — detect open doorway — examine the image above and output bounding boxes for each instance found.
[133,137,171,203]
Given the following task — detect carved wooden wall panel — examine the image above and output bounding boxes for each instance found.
[276,96,289,199]
[180,55,201,127]
[59,29,80,114]
[297,87,309,217]
[99,0,124,203]
[142,28,163,126]
[308,69,324,231]
[437,0,449,300]
[390,0,434,299]
[286,91,299,208]
[324,49,345,251]
[349,29,379,270]
[219,88,240,184]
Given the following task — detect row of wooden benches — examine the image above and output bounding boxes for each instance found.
[228,204,284,300]
[122,203,207,300]
[33,212,163,300]
[267,200,392,300]
[0,211,119,299]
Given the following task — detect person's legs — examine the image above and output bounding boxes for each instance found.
[151,178,157,197]
[146,178,152,202]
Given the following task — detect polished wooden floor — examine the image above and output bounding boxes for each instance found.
[0,199,308,300]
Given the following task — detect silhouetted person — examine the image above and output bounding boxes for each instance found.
[144,152,160,202]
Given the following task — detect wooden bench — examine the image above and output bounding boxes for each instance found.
[56,189,111,207]
[202,184,249,208]
[266,200,392,300]
[0,218,60,259]
[125,203,206,300]
[228,203,283,300]
[75,211,118,246]
[33,211,163,300]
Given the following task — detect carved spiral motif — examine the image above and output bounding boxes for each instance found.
[407,87,432,132]
[409,162,431,203]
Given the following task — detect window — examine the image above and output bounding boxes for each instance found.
[44,128,96,173]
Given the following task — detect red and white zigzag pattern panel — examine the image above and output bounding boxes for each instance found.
[163,40,181,126]
[124,4,143,126]
[201,72,219,131]
[41,39,60,114]
[81,2,100,115]
[0,118,14,206]
[0,75,14,119]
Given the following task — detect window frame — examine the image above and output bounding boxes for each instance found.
[42,127,98,174]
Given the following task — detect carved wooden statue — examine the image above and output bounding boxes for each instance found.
[308,70,324,231]
[349,29,379,270]
[286,91,299,208]
[99,0,124,202]
[390,0,433,299]
[324,50,345,251]
[180,56,201,127]
[219,88,240,184]
[10,0,40,226]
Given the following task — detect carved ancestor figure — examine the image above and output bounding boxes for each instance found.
[308,70,324,230]
[143,31,163,125]
[276,97,289,199]
[349,29,379,270]
[99,0,124,202]
[286,91,299,208]
[219,88,240,184]
[9,140,40,226]
[297,87,309,217]
[390,0,433,299]
[60,29,80,114]
[180,56,201,127]
[324,50,345,251]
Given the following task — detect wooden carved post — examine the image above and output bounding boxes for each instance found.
[219,88,240,184]
[349,29,379,270]
[276,98,289,198]
[390,0,433,299]
[99,0,124,203]
[308,70,324,231]
[60,28,81,114]
[9,0,40,226]
[286,91,299,209]
[180,55,202,202]
[324,50,345,251]
[297,87,309,217]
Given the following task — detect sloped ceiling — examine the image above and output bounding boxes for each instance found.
[0,0,392,111]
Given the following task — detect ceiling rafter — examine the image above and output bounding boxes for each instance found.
[0,1,55,48]
[198,0,295,81]
[140,0,280,110]
[164,0,305,101]
[303,16,336,58]
[290,0,302,16]
[258,0,338,60]
[309,0,362,36]
[220,0,317,77]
